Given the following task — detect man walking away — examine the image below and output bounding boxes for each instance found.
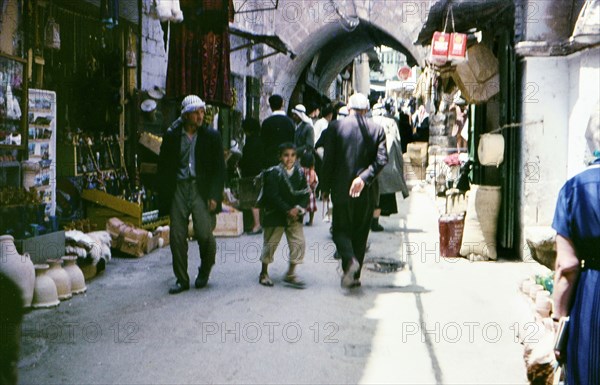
[321,93,388,288]
[261,94,295,168]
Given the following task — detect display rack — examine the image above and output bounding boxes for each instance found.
[26,89,57,217]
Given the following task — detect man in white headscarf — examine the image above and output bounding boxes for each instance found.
[321,93,388,288]
[291,104,314,160]
[158,95,225,294]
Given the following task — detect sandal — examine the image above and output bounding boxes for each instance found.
[283,274,306,289]
[259,273,274,287]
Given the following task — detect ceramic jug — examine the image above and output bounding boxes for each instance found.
[32,264,60,308]
[46,259,72,300]
[0,235,35,307]
[61,256,86,294]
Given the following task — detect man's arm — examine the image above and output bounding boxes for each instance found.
[305,124,315,150]
[320,122,336,196]
[358,125,388,185]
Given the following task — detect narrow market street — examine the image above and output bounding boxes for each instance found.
[18,184,546,385]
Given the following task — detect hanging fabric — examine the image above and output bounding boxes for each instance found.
[165,0,234,106]
[125,29,137,68]
[155,0,184,23]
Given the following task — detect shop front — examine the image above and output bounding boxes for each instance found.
[0,0,146,265]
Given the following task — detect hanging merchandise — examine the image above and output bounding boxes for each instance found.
[478,133,505,167]
[166,1,234,106]
[430,32,450,65]
[452,44,500,103]
[430,6,467,65]
[125,30,137,68]
[44,17,61,50]
[100,0,119,29]
[448,33,467,63]
[429,6,453,65]
[155,0,184,23]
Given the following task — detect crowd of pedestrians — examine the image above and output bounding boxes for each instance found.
[157,91,437,293]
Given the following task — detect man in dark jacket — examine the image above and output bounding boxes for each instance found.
[321,93,388,288]
[157,95,225,294]
[261,94,295,167]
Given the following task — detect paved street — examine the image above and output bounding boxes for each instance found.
[19,185,547,384]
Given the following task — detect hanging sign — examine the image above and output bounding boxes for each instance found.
[397,66,412,81]
[430,32,450,65]
[448,33,467,63]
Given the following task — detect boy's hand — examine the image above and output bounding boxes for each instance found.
[288,207,300,218]
[207,200,217,212]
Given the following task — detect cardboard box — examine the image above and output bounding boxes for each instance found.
[213,212,243,237]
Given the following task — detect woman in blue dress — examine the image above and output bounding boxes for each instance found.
[552,111,600,385]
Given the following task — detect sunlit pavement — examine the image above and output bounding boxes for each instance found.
[18,182,549,384]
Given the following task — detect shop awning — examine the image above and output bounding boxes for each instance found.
[415,0,513,45]
[229,25,296,64]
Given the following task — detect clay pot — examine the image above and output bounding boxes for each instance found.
[46,259,72,300]
[61,256,86,294]
[32,264,60,308]
[0,234,36,307]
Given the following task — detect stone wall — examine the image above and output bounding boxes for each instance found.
[140,0,167,92]
[138,0,429,119]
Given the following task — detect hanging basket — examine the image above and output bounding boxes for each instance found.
[44,17,61,50]
[478,133,505,167]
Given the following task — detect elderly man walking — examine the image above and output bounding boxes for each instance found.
[321,93,388,288]
[158,95,226,294]
[291,104,314,160]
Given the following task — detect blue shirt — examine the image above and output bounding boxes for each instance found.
[552,158,600,260]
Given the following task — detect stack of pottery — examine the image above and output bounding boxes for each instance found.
[46,259,72,300]
[32,264,60,308]
[61,256,86,294]
[0,235,35,308]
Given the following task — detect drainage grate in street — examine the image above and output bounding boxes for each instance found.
[364,257,406,273]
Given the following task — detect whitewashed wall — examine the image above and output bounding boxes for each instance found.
[519,46,600,258]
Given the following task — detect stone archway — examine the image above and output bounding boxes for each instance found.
[256,0,429,114]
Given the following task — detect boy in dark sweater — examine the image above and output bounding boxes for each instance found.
[259,143,310,288]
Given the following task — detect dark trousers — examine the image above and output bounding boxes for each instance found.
[169,180,216,285]
[331,188,374,278]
